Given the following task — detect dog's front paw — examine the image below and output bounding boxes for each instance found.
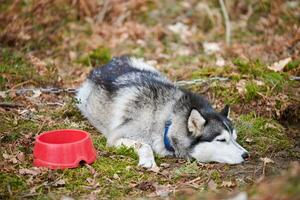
[138,157,158,170]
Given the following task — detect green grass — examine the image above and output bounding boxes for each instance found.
[0,173,27,199]
[236,114,292,157]
[51,97,84,121]
[0,112,38,143]
[233,58,288,89]
[244,81,263,102]
[78,47,111,67]
[283,175,300,197]
[0,48,59,90]
[210,170,222,185]
[233,58,266,78]
[262,72,285,89]
[188,58,292,104]
[93,135,139,161]
[61,144,153,198]
[172,162,201,179]
[286,60,300,71]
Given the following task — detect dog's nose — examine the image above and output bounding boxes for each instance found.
[242,152,249,160]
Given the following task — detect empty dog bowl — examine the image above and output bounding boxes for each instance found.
[33,129,97,169]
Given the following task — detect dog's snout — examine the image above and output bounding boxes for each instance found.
[242,152,249,160]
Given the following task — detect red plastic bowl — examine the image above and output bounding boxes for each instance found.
[33,129,97,169]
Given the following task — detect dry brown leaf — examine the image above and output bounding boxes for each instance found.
[155,184,171,198]
[60,196,74,200]
[86,178,94,184]
[227,192,248,200]
[268,57,291,72]
[54,179,66,186]
[221,180,236,188]
[19,168,41,176]
[3,153,20,164]
[113,173,120,180]
[27,55,48,75]
[160,163,170,168]
[16,152,25,162]
[203,42,221,55]
[11,157,18,164]
[260,157,274,164]
[245,138,253,143]
[2,153,10,160]
[208,179,217,191]
[253,80,264,86]
[149,165,160,173]
[236,80,246,94]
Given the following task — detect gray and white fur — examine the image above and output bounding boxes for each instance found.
[76,56,249,169]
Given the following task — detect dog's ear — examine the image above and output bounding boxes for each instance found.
[220,105,230,118]
[188,109,205,137]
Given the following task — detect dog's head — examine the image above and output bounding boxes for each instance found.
[170,96,249,164]
[188,106,249,164]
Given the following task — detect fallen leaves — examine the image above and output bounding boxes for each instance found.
[245,138,253,143]
[227,192,248,200]
[203,42,222,55]
[53,179,66,187]
[3,152,26,164]
[154,184,172,198]
[27,55,48,76]
[208,179,217,191]
[268,57,292,72]
[260,157,275,165]
[19,167,42,176]
[16,152,25,162]
[221,180,236,188]
[135,181,155,192]
[167,22,194,42]
[236,79,247,94]
[260,157,275,176]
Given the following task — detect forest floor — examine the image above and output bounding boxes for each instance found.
[0,0,299,199]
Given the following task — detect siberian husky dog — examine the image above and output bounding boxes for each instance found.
[76,56,249,169]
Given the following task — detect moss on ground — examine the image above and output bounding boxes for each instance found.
[0,112,38,143]
[0,48,59,90]
[50,97,84,122]
[188,58,296,106]
[78,47,111,67]
[173,162,201,180]
[0,173,27,199]
[62,142,155,198]
[236,114,292,157]
[244,81,264,102]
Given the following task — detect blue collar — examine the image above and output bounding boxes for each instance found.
[164,119,174,152]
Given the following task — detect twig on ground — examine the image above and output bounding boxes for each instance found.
[1,88,77,95]
[290,76,300,81]
[11,80,37,90]
[186,177,202,184]
[175,77,229,86]
[96,0,111,23]
[7,185,12,196]
[39,102,65,106]
[20,193,39,198]
[35,120,46,135]
[1,75,297,96]
[0,102,24,108]
[219,0,231,46]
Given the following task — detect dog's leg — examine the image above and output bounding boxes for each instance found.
[114,138,159,170]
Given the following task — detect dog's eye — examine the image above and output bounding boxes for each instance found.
[217,139,226,142]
